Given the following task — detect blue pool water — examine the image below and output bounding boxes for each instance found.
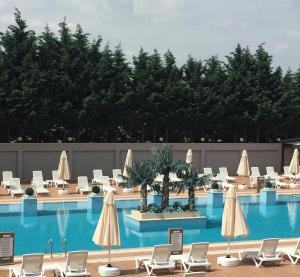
[1,194,300,255]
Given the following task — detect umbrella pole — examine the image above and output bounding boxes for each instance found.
[226,238,231,258]
[107,248,112,267]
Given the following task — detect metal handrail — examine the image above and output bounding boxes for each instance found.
[59,237,67,256]
[45,238,53,258]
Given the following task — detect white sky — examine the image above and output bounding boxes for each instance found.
[1,0,300,70]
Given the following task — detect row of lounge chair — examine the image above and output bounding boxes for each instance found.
[9,250,89,277]
[136,238,300,275]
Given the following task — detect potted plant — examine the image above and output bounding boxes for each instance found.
[90,185,101,196]
[210,182,220,192]
[263,181,275,191]
[24,187,35,198]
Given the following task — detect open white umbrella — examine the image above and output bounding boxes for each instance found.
[123,149,133,178]
[57,151,70,181]
[289,148,299,175]
[237,150,250,177]
[221,187,249,257]
[186,149,192,164]
[93,191,120,268]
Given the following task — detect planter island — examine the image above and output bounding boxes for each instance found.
[125,210,207,231]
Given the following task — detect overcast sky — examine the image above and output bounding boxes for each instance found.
[1,0,300,71]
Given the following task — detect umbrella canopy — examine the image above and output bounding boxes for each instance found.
[57,151,70,180]
[221,187,249,256]
[123,149,133,178]
[93,191,120,248]
[237,150,250,177]
[288,148,299,175]
[186,149,193,164]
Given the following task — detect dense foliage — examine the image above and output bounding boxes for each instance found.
[1,10,300,143]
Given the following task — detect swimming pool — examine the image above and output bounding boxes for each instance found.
[1,194,300,255]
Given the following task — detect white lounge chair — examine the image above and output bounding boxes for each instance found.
[239,238,282,267]
[280,238,300,265]
[32,171,48,187]
[265,166,276,178]
[218,167,236,182]
[1,171,13,188]
[112,169,125,185]
[92,169,103,183]
[181,242,211,272]
[250,167,261,185]
[169,172,181,182]
[51,170,68,187]
[282,166,295,181]
[199,168,213,179]
[135,244,175,276]
[77,176,92,195]
[9,178,24,197]
[99,176,117,193]
[269,173,289,189]
[9,253,45,277]
[183,273,206,277]
[58,250,90,277]
[32,177,50,195]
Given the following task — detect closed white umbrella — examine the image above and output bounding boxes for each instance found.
[237,150,250,177]
[186,149,192,164]
[123,149,133,178]
[221,187,249,257]
[93,191,120,267]
[289,148,299,175]
[57,151,70,180]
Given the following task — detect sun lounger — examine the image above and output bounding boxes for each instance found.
[269,173,289,189]
[92,169,103,183]
[9,253,45,277]
[77,176,92,195]
[99,176,117,193]
[32,177,50,195]
[111,169,125,185]
[135,244,175,275]
[181,242,211,272]
[32,171,49,187]
[279,238,300,264]
[264,166,277,179]
[218,167,237,182]
[58,250,90,277]
[239,238,282,267]
[250,167,261,186]
[9,178,24,197]
[1,171,13,188]
[51,170,68,187]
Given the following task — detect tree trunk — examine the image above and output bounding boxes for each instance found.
[161,174,170,209]
[256,123,261,143]
[188,186,195,211]
[140,185,147,213]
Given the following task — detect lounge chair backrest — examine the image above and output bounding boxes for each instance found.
[32,177,44,188]
[283,166,290,175]
[184,273,206,277]
[112,169,122,178]
[10,178,21,189]
[219,167,228,177]
[269,172,279,181]
[66,250,88,272]
[32,171,43,179]
[203,168,212,175]
[52,170,59,180]
[99,176,110,186]
[169,172,177,179]
[2,171,13,181]
[21,253,44,275]
[259,238,279,258]
[77,176,89,188]
[266,167,275,176]
[188,242,209,262]
[150,244,172,265]
[93,169,103,179]
[251,167,261,177]
[294,238,300,255]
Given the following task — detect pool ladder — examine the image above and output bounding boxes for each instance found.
[45,237,67,257]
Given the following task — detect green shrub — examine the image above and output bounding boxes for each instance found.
[265,181,273,189]
[25,187,35,196]
[211,182,219,190]
[147,203,162,213]
[92,185,100,194]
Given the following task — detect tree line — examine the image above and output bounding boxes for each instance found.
[0,9,299,143]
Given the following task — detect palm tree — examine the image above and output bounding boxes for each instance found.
[174,162,208,211]
[152,145,179,209]
[126,160,156,213]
